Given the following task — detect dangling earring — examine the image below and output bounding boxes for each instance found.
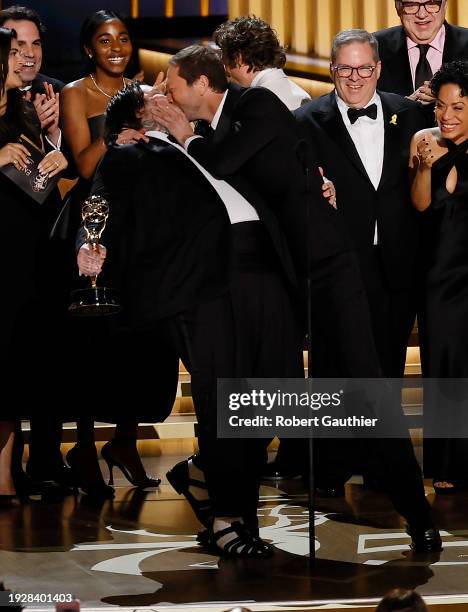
[88,54,93,59]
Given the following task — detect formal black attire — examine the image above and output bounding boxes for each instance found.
[293,91,433,527]
[296,91,426,377]
[187,85,380,376]
[422,139,468,484]
[62,118,178,422]
[25,114,102,480]
[375,22,468,98]
[93,136,303,520]
[28,73,64,97]
[193,86,383,481]
[375,20,468,468]
[1,104,66,415]
[187,84,350,272]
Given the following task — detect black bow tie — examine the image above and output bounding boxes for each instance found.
[347,103,378,124]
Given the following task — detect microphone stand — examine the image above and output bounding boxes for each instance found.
[296,140,316,567]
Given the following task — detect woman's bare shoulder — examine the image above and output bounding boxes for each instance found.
[62,78,89,97]
[412,126,440,144]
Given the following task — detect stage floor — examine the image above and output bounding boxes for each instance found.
[1,455,468,610]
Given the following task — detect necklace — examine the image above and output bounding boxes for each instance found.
[89,73,125,98]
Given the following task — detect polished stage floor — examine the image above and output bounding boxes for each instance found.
[1,454,468,610]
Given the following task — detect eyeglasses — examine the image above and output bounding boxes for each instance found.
[332,65,377,79]
[399,1,443,15]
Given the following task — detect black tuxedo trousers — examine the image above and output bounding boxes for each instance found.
[164,222,304,520]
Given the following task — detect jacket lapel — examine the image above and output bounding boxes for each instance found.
[378,92,405,189]
[212,84,243,144]
[316,93,374,187]
[442,22,457,63]
[384,27,414,95]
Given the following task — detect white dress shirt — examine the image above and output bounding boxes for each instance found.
[336,92,384,244]
[210,90,228,129]
[251,68,310,111]
[147,129,259,224]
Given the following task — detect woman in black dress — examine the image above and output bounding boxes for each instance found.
[410,60,468,493]
[61,11,176,498]
[0,27,67,503]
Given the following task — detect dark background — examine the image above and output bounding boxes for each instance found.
[2,0,227,82]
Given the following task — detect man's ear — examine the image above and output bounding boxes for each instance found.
[376,61,382,81]
[197,74,210,95]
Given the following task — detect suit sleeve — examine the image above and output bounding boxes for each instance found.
[85,146,135,252]
[187,90,281,178]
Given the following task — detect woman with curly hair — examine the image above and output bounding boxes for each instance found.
[410,60,468,494]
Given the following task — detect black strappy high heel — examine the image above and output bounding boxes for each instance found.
[166,455,213,528]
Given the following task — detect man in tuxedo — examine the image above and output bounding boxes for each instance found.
[0,5,68,494]
[294,29,441,550]
[213,15,336,481]
[0,6,62,148]
[151,45,346,275]
[151,44,440,552]
[296,29,426,380]
[213,15,310,111]
[0,5,63,96]
[82,81,303,558]
[375,0,468,105]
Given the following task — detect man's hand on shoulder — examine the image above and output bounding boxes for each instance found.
[407,81,435,106]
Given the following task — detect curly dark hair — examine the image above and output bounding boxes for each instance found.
[214,15,286,71]
[104,81,144,145]
[431,60,468,98]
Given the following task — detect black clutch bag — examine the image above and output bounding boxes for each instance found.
[0,133,60,204]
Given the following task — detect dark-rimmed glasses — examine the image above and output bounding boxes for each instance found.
[331,65,377,79]
[399,1,443,15]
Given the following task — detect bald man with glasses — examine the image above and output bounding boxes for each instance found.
[375,0,468,107]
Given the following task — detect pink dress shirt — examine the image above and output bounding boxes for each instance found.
[407,25,446,89]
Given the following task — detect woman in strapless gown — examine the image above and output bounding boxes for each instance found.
[60,10,177,498]
[410,60,468,494]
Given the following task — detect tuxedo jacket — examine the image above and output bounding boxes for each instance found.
[187,83,352,271]
[92,138,232,327]
[29,73,64,98]
[294,91,426,292]
[375,22,468,97]
[92,136,298,327]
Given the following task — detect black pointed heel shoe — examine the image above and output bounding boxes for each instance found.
[101,440,160,488]
[66,446,115,499]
